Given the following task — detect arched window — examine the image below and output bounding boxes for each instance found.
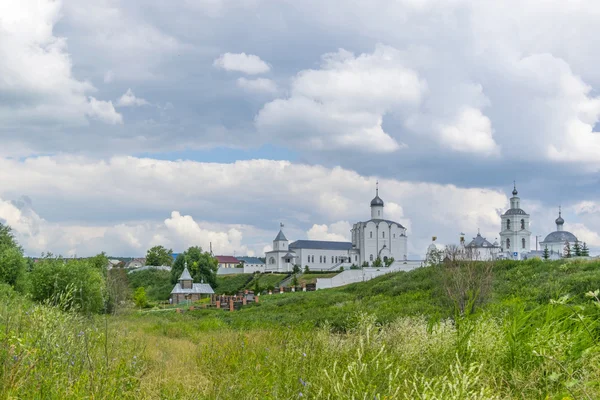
[335,256,338,263]
[382,231,385,239]
[355,255,358,262]
[506,238,510,249]
[331,256,334,263]
[378,210,380,216]
[370,254,373,261]
[269,257,275,264]
[521,219,525,230]
[506,219,511,230]
[522,238,526,249]
[383,256,388,263]
[370,231,373,239]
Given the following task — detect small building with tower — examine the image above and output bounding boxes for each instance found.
[170,265,214,304]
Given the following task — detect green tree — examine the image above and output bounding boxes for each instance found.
[293,264,301,274]
[170,247,218,286]
[291,274,299,288]
[133,287,148,309]
[573,240,582,257]
[304,265,309,273]
[146,245,174,266]
[373,257,383,268]
[0,224,20,252]
[581,242,590,257]
[0,247,26,290]
[384,257,395,267]
[0,223,26,291]
[564,241,572,258]
[29,256,105,313]
[542,246,550,260]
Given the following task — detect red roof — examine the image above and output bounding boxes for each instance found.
[215,255,240,264]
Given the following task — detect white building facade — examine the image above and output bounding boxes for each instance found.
[540,208,578,256]
[350,187,408,264]
[465,233,501,261]
[499,184,531,260]
[265,188,409,272]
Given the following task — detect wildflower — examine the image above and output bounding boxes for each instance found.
[71,361,75,366]
[77,331,84,337]
[299,378,306,387]
[302,353,306,357]
[299,393,303,397]
[12,356,18,362]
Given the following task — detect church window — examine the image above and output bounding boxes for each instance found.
[370,231,373,239]
[520,219,525,230]
[332,256,334,263]
[335,256,338,263]
[370,254,373,261]
[378,210,380,216]
[312,255,314,263]
[506,219,511,230]
[269,257,275,264]
[506,238,510,249]
[355,255,357,262]
[382,231,385,239]
[522,238,526,249]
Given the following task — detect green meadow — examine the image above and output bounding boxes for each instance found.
[2,257,600,399]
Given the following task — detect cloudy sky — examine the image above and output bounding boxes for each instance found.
[1,0,600,258]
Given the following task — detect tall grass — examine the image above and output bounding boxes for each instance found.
[2,259,600,398]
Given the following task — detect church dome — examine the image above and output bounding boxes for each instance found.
[504,208,527,215]
[370,195,384,207]
[543,231,577,243]
[555,215,564,225]
[512,187,518,196]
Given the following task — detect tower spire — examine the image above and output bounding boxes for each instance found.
[512,181,518,196]
[376,180,379,196]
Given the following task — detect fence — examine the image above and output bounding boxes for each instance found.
[316,261,423,289]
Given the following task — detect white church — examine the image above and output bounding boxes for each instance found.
[265,186,408,272]
[425,183,583,261]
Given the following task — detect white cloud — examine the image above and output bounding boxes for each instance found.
[0,155,519,257]
[88,97,123,124]
[0,0,122,127]
[256,45,426,153]
[116,89,150,107]
[61,1,183,82]
[307,221,352,242]
[213,52,270,74]
[236,78,278,93]
[438,107,500,156]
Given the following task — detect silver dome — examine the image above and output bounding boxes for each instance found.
[543,231,577,243]
[370,195,384,206]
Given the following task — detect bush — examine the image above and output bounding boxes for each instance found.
[133,287,148,308]
[128,268,172,301]
[29,257,105,314]
[0,247,26,291]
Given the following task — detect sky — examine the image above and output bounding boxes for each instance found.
[1,0,600,258]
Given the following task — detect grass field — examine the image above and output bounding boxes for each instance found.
[2,258,600,398]
[296,273,338,285]
[215,273,253,294]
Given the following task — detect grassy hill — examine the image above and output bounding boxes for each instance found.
[3,258,600,398]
